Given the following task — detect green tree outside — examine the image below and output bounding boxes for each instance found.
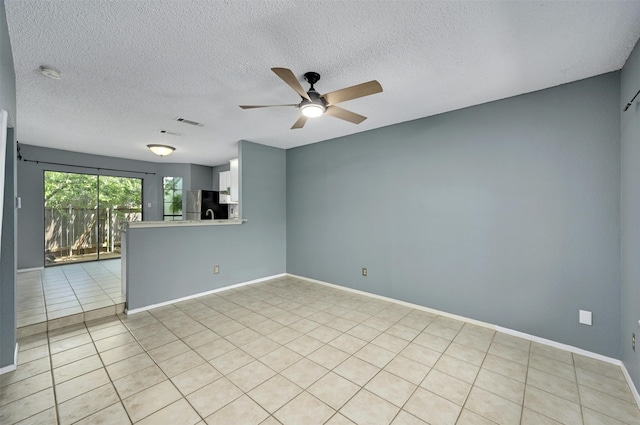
[44,171,143,261]
[163,176,183,220]
[45,171,142,212]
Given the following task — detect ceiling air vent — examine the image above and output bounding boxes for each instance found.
[174,117,204,127]
[159,130,183,136]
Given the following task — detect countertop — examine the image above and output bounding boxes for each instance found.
[126,219,246,229]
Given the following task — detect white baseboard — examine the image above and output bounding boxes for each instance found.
[495,326,620,365]
[288,273,496,330]
[0,343,18,375]
[288,273,640,405]
[18,267,44,274]
[126,273,287,315]
[621,362,640,408]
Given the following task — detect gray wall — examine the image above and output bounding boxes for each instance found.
[17,144,160,269]
[126,140,286,309]
[621,39,640,387]
[0,0,17,368]
[190,164,214,191]
[0,1,15,125]
[287,73,622,358]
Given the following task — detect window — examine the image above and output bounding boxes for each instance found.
[163,177,183,221]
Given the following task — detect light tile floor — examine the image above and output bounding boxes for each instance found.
[2,275,639,424]
[17,260,125,337]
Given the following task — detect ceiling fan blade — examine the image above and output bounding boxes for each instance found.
[322,80,382,105]
[325,105,367,124]
[239,104,298,109]
[291,115,308,129]
[272,68,311,101]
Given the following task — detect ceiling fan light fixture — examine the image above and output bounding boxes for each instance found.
[300,102,325,118]
[147,144,175,157]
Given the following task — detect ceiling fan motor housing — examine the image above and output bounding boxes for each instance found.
[300,89,326,105]
[299,88,327,116]
[301,72,325,111]
[303,72,321,88]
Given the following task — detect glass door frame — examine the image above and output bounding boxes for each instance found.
[43,170,143,266]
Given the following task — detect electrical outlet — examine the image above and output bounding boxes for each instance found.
[579,310,592,326]
[633,333,636,352]
[362,267,368,277]
[214,265,220,274]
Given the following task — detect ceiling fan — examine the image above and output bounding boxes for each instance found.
[240,68,383,129]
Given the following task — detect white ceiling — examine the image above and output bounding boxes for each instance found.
[5,1,640,166]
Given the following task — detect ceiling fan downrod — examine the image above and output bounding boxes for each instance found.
[303,72,321,91]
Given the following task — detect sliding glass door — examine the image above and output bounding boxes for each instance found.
[44,171,142,265]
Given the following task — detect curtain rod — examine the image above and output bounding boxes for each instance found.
[16,142,156,175]
[623,89,640,112]
[19,157,156,176]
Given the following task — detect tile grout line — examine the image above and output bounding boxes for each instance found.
[48,325,62,425]
[520,334,532,424]
[307,308,414,424]
[380,313,449,425]
[457,326,495,424]
[145,292,398,422]
[126,310,207,423]
[205,280,620,422]
[86,317,137,425]
[12,274,640,425]
[18,264,124,339]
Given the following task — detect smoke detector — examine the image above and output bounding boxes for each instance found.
[40,66,62,80]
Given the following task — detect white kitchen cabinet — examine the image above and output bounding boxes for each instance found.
[219,170,231,203]
[218,159,238,205]
[218,171,231,204]
[230,158,239,203]
[219,171,230,192]
[218,171,231,199]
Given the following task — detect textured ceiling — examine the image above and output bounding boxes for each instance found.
[4,1,640,166]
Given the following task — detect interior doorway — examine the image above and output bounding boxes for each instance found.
[44,171,142,265]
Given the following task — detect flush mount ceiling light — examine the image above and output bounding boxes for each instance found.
[147,144,175,157]
[39,65,62,80]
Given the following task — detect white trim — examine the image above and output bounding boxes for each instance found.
[495,326,620,365]
[1,363,17,374]
[621,362,640,407]
[287,273,495,330]
[18,267,44,274]
[288,275,632,370]
[0,343,18,375]
[126,273,286,315]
